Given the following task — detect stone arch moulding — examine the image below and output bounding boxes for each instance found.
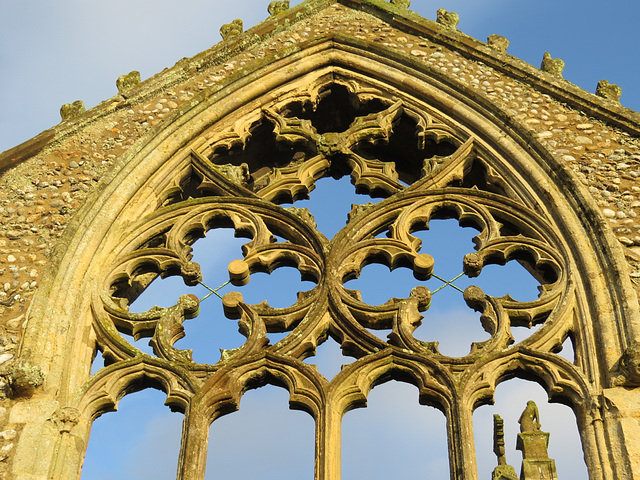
[11,35,640,480]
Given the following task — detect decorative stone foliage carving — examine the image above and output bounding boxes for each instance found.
[220,19,243,40]
[487,34,509,52]
[617,342,640,386]
[540,52,564,78]
[50,407,81,434]
[59,100,85,121]
[268,0,290,16]
[596,79,622,102]
[390,0,410,9]
[116,70,141,95]
[436,8,459,30]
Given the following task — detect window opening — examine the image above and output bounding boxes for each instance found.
[290,175,383,239]
[82,388,183,479]
[555,334,576,364]
[473,378,587,480]
[303,335,351,380]
[341,380,448,479]
[354,113,457,186]
[86,75,589,480]
[239,266,315,308]
[510,323,543,345]
[90,346,104,375]
[206,385,314,480]
[289,83,389,135]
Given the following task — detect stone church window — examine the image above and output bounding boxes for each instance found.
[6,3,640,480]
[85,80,588,478]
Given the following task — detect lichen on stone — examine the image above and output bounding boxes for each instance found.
[116,70,141,95]
[60,100,85,121]
[1,359,45,398]
[436,8,459,30]
[220,19,244,41]
[268,0,290,16]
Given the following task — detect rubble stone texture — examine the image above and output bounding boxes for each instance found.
[0,0,639,479]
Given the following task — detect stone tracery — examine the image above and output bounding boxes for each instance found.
[87,78,585,479]
[5,3,639,477]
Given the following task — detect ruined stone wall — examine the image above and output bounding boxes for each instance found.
[0,1,638,476]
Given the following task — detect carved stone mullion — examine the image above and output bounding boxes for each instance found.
[567,401,607,480]
[177,403,209,480]
[315,397,343,480]
[446,396,479,480]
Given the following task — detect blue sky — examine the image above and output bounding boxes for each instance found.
[3,0,637,478]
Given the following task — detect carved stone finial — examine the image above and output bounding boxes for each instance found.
[492,414,519,480]
[216,163,251,186]
[494,414,507,462]
[436,8,459,30]
[60,100,86,121]
[220,19,244,40]
[540,52,564,78]
[390,0,411,9]
[50,407,80,433]
[268,0,289,16]
[116,70,141,95]
[596,79,622,103]
[487,34,509,53]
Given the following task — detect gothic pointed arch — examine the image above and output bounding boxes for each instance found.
[5,2,640,480]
